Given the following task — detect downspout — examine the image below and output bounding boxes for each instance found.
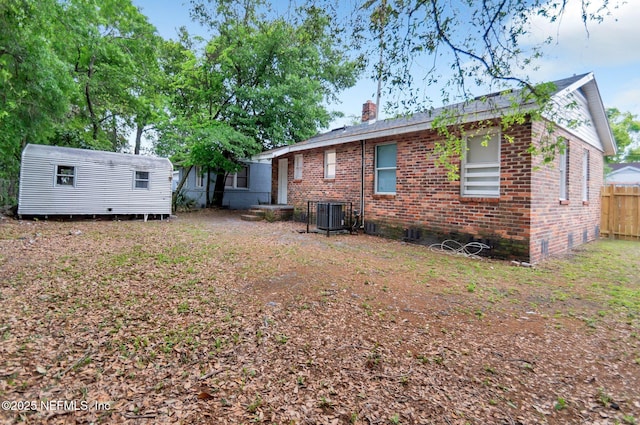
[360,139,365,229]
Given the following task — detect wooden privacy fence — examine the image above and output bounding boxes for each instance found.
[601,185,640,240]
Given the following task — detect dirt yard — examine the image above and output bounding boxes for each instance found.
[0,210,639,424]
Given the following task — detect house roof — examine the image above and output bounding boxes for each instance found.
[608,162,640,172]
[22,144,172,169]
[605,163,640,185]
[255,72,616,160]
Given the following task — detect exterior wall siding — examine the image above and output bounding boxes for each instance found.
[551,89,604,151]
[180,162,272,209]
[222,161,272,209]
[18,144,172,216]
[178,166,211,208]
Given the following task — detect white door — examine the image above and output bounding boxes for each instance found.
[277,158,288,204]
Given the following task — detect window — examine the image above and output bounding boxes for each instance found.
[559,140,569,200]
[294,154,303,180]
[462,131,501,197]
[55,165,75,186]
[225,166,249,189]
[582,149,589,202]
[134,171,149,189]
[194,166,205,188]
[375,143,397,194]
[324,150,336,179]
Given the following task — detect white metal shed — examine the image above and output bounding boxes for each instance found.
[18,144,173,217]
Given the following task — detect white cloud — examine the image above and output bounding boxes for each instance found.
[526,1,640,68]
[517,1,640,118]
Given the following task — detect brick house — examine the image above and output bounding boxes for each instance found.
[256,73,616,263]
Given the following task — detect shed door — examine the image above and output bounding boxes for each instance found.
[277,158,288,204]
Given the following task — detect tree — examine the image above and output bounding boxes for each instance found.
[129,32,168,155]
[1,0,164,205]
[606,108,640,163]
[346,0,623,111]
[325,0,623,173]
[61,0,161,151]
[158,0,360,207]
[0,0,72,193]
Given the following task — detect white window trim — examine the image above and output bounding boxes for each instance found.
[54,165,76,187]
[134,170,150,190]
[582,149,589,202]
[559,141,569,201]
[324,150,336,179]
[461,130,501,198]
[294,154,303,180]
[375,142,397,195]
[194,166,204,188]
[225,166,249,190]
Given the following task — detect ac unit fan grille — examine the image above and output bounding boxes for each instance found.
[317,202,344,231]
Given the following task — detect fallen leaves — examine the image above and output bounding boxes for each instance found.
[0,210,639,424]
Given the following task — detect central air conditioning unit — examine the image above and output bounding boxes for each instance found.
[316,202,344,231]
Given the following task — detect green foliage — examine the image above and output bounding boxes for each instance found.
[0,0,73,181]
[347,1,615,172]
[61,0,161,150]
[554,396,567,411]
[0,0,163,187]
[159,0,360,205]
[2,0,619,191]
[427,81,562,178]
[606,108,640,162]
[353,1,616,113]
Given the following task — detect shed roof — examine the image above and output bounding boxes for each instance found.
[22,144,172,169]
[255,72,616,159]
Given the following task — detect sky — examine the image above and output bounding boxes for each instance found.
[132,0,640,133]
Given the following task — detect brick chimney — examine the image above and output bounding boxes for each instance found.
[361,100,377,123]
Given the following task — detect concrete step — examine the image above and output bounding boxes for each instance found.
[240,214,263,222]
[247,208,265,216]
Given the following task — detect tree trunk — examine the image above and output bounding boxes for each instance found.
[172,164,193,210]
[134,125,143,155]
[205,168,211,207]
[85,56,99,141]
[212,172,226,208]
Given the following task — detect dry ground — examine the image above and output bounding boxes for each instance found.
[0,209,639,425]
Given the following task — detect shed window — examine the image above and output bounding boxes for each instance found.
[462,131,501,197]
[225,166,248,189]
[375,143,397,194]
[55,165,75,186]
[135,171,149,189]
[324,151,336,179]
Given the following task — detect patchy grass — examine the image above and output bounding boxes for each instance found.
[0,210,639,424]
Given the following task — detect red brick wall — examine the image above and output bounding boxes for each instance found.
[272,119,604,263]
[285,144,362,206]
[529,120,604,263]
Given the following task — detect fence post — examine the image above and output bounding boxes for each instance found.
[609,185,616,239]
